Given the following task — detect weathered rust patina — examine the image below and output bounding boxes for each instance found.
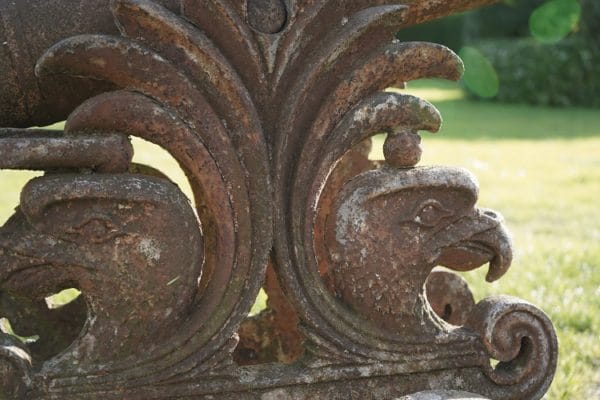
[0,0,557,399]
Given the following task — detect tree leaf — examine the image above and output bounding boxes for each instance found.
[530,0,582,43]
[459,46,499,99]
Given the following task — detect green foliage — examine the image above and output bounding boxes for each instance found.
[395,13,466,51]
[458,0,600,107]
[396,0,597,106]
[459,47,499,98]
[529,0,582,43]
[463,0,544,41]
[463,0,582,43]
[475,38,600,107]
[579,0,600,43]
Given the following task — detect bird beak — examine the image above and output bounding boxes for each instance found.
[431,208,513,282]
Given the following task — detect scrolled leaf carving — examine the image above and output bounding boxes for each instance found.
[272,15,472,365]
[2,0,272,392]
[466,296,559,399]
[0,0,557,398]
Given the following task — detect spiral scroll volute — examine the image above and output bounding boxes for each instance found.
[466,296,558,399]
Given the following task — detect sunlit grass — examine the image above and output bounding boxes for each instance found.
[0,317,39,344]
[387,81,466,102]
[0,170,41,223]
[375,79,600,399]
[130,137,194,201]
[45,288,82,309]
[0,128,193,224]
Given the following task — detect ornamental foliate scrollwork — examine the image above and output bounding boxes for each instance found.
[0,1,557,399]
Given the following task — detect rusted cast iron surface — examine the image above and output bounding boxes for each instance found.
[0,0,557,399]
[396,390,492,400]
[0,0,496,128]
[426,268,476,326]
[234,256,304,365]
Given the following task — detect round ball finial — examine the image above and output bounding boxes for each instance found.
[383,129,423,168]
[247,0,288,34]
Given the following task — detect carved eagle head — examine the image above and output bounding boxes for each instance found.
[327,166,512,334]
[0,174,202,368]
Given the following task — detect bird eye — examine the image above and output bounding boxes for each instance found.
[413,200,452,227]
[68,217,120,244]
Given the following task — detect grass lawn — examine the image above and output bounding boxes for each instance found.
[0,80,598,399]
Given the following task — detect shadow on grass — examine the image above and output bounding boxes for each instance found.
[404,79,600,141]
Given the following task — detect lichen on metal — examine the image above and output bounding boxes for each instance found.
[0,0,557,399]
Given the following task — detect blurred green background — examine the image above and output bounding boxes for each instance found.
[397,0,599,107]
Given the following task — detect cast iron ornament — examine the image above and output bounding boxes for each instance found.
[0,0,557,399]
